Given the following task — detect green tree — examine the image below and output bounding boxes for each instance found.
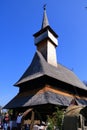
[53,107,64,130]
[47,107,64,130]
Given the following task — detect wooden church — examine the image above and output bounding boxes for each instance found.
[4,7,87,119]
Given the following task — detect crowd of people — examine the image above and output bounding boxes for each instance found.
[2,108,47,130]
[2,108,32,130]
[2,112,23,130]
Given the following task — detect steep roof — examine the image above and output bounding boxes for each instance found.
[4,91,87,109]
[4,89,87,109]
[4,91,71,109]
[15,51,87,91]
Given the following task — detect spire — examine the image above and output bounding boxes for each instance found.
[34,5,58,67]
[41,4,49,29]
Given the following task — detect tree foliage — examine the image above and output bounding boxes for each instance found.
[47,107,64,130]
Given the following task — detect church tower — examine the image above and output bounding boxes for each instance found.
[34,6,58,67]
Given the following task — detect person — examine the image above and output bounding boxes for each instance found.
[16,108,33,130]
[9,113,17,130]
[16,113,23,130]
[3,113,10,130]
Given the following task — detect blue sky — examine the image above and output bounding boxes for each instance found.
[0,0,87,107]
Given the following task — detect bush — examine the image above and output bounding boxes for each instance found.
[47,107,64,130]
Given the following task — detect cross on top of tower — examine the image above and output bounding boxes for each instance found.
[43,4,46,10]
[41,4,49,29]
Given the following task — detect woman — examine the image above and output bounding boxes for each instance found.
[3,113,10,130]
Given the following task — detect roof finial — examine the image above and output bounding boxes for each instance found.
[41,4,49,29]
[43,4,46,10]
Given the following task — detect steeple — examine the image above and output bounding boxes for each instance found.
[33,6,58,67]
[41,4,49,29]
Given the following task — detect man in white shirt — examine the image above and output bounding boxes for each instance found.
[16,113,23,130]
[16,108,33,130]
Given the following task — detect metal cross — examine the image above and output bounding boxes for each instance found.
[43,4,47,10]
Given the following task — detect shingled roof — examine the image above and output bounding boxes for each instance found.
[4,90,87,109]
[15,51,87,91]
